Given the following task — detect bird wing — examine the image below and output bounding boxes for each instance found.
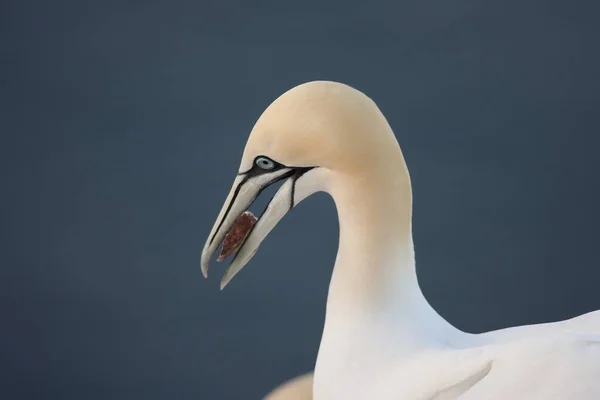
[455,332,600,400]
[385,329,600,400]
[426,359,493,400]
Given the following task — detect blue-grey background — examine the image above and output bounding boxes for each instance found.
[2,0,599,398]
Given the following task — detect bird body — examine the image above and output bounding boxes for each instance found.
[200,81,600,399]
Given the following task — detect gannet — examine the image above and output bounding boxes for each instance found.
[264,372,313,400]
[200,81,600,399]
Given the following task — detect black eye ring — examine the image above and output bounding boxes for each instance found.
[255,156,275,170]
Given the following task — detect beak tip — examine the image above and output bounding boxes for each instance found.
[220,271,234,290]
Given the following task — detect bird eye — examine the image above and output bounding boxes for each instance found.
[255,156,275,170]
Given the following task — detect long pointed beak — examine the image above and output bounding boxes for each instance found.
[201,167,313,289]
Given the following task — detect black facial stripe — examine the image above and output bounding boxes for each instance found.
[209,169,295,247]
[226,169,297,266]
[209,174,250,246]
[251,169,296,213]
[227,167,315,266]
[290,167,314,209]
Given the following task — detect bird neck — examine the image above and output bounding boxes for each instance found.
[322,158,452,349]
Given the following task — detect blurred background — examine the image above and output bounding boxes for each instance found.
[1,0,599,398]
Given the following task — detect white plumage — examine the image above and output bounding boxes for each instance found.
[201,81,600,399]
